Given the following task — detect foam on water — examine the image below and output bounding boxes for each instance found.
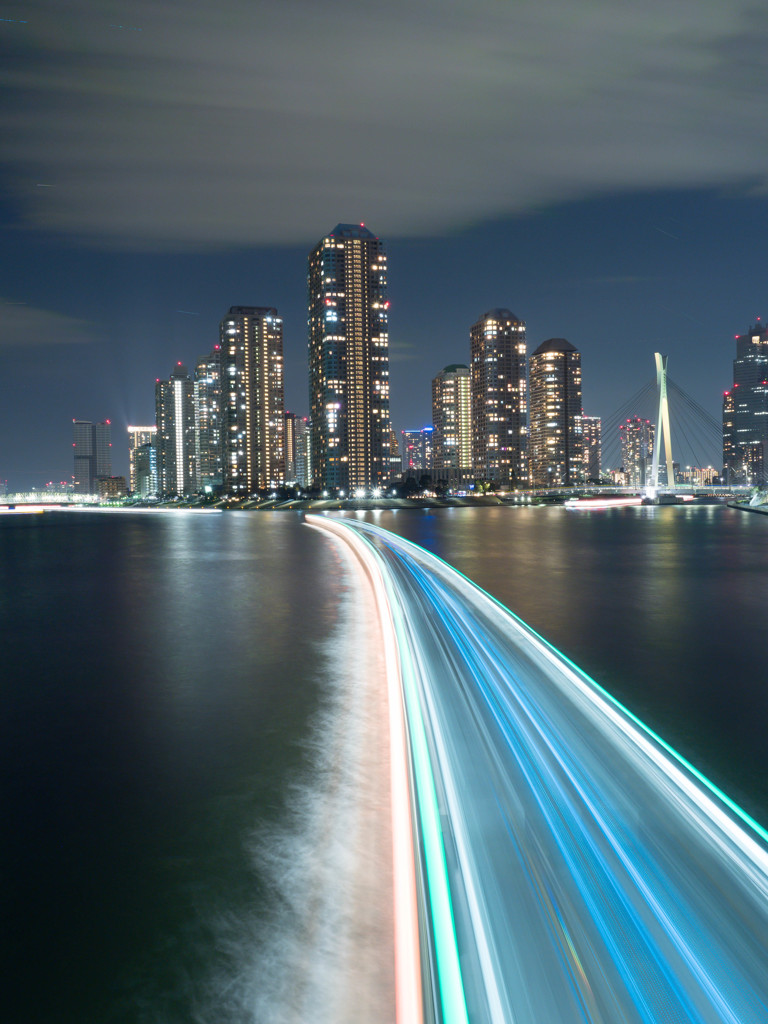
[195,530,395,1024]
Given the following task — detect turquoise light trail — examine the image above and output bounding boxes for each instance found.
[322,517,768,1024]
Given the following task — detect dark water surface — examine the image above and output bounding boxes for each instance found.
[1,511,346,1023]
[2,504,767,1022]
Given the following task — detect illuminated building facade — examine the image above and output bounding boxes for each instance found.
[284,411,297,483]
[308,223,390,491]
[72,419,112,494]
[127,426,157,494]
[293,415,312,489]
[470,310,527,486]
[581,414,602,482]
[723,323,768,485]
[133,442,157,496]
[98,476,127,500]
[155,363,196,495]
[528,337,583,488]
[194,347,223,492]
[388,426,401,478]
[220,307,285,494]
[432,364,472,484]
[284,411,312,488]
[619,417,655,488]
[401,427,433,474]
[722,389,736,481]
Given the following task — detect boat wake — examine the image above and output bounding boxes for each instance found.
[195,529,395,1024]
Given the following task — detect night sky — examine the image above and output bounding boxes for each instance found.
[3,0,767,488]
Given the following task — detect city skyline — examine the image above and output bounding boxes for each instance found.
[4,2,768,486]
[6,6,768,1019]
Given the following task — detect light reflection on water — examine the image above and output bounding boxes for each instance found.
[1,511,353,1023]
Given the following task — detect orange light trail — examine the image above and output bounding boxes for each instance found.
[307,515,423,1024]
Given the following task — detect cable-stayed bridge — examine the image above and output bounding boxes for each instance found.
[310,515,768,1024]
[599,353,723,487]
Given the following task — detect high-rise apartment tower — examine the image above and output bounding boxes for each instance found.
[528,338,583,488]
[723,322,768,485]
[127,425,157,494]
[619,417,655,488]
[194,346,224,492]
[432,364,472,485]
[220,307,285,494]
[155,364,196,495]
[470,310,527,486]
[581,414,602,483]
[293,416,312,489]
[308,224,391,491]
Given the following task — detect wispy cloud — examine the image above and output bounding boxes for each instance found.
[388,340,420,363]
[0,299,95,346]
[2,0,767,249]
[585,275,648,285]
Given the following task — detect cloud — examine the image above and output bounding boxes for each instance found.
[585,276,648,285]
[2,0,768,249]
[388,340,419,363]
[0,299,95,346]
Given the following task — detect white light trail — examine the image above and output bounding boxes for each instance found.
[308,516,768,1024]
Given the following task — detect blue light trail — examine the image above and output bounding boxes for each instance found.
[308,515,768,1024]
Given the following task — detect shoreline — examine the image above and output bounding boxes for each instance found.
[728,500,768,516]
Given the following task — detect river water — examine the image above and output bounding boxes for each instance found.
[2,504,766,1022]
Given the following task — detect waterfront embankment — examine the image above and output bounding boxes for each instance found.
[728,500,768,516]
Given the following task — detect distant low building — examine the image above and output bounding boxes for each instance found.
[98,476,127,500]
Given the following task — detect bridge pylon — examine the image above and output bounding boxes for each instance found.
[648,352,675,496]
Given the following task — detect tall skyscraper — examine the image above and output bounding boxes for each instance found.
[308,223,391,491]
[619,417,654,488]
[284,411,297,483]
[388,426,401,479]
[220,307,285,494]
[723,322,768,485]
[194,346,223,492]
[722,389,736,482]
[133,442,158,497]
[127,425,157,494]
[155,363,196,495]
[528,338,583,488]
[72,419,112,494]
[581,414,602,483]
[432,364,472,485]
[293,416,312,489]
[470,310,527,486]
